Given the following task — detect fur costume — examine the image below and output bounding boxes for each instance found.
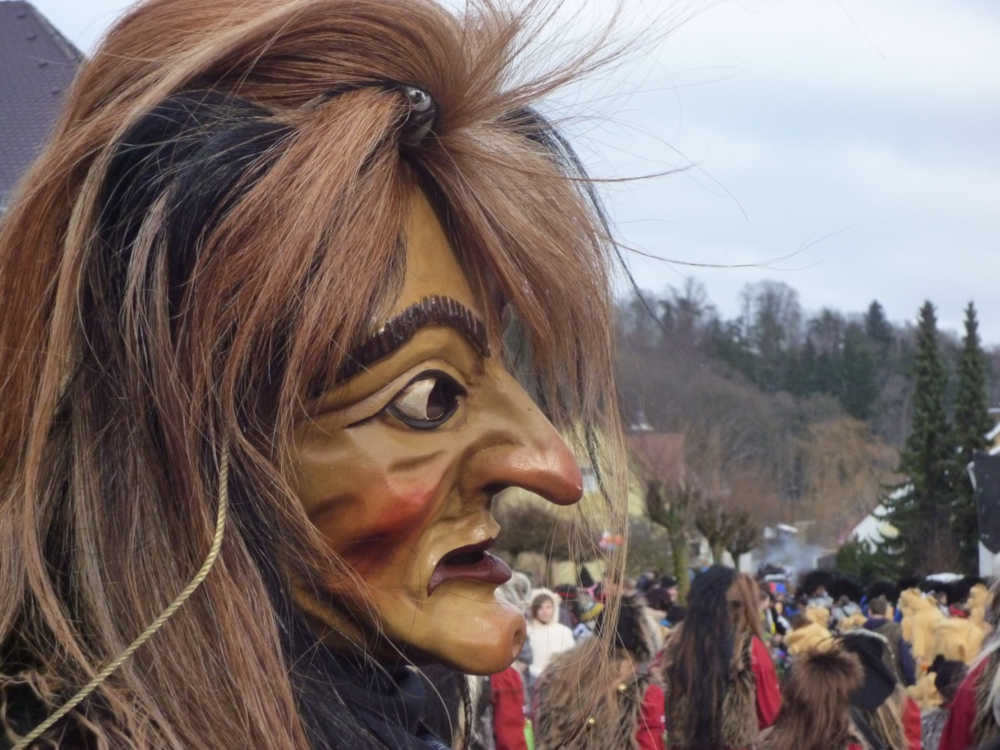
[969,583,992,624]
[662,630,758,748]
[902,594,944,666]
[933,616,986,665]
[839,631,908,750]
[839,612,869,632]
[532,595,659,750]
[806,606,831,628]
[785,622,834,656]
[753,646,864,750]
[907,671,939,711]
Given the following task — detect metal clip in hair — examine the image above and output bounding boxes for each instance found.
[399,84,437,148]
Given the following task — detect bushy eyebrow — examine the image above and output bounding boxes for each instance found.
[337,295,489,381]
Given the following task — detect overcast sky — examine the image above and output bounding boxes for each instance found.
[30,0,1000,343]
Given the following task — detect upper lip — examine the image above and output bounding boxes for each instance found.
[437,537,495,565]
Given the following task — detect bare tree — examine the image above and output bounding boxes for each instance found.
[727,510,763,569]
[693,494,731,564]
[645,479,698,602]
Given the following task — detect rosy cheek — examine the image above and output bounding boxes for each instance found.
[335,474,442,577]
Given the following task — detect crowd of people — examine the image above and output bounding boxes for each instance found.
[463,566,1000,750]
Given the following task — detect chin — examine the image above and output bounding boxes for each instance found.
[387,581,527,675]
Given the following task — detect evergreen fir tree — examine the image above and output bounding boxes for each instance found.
[880,301,957,574]
[952,302,993,572]
[864,300,893,349]
[840,323,878,420]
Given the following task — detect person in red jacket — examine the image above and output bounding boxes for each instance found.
[939,649,998,750]
[638,682,667,750]
[660,567,781,749]
[491,666,529,750]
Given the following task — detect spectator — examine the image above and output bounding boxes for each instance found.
[527,593,575,682]
[864,595,917,686]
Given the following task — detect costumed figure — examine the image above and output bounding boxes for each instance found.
[567,588,605,642]
[659,567,781,750]
[838,631,922,750]
[800,570,835,610]
[783,613,833,657]
[533,593,665,750]
[902,590,946,669]
[0,1,631,747]
[919,657,966,750]
[755,645,865,750]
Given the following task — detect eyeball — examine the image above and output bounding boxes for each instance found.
[385,370,465,429]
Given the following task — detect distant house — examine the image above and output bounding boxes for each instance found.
[844,483,907,549]
[972,452,1000,576]
[0,1,82,211]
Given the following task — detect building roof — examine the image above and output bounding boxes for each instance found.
[0,1,82,209]
[628,432,686,485]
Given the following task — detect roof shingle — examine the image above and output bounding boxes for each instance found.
[0,1,82,209]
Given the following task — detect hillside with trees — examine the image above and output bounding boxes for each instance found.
[617,278,999,563]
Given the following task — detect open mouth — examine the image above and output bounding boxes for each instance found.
[427,538,512,596]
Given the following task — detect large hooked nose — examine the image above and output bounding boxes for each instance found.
[463,368,583,506]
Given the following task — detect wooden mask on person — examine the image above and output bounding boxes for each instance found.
[292,188,583,674]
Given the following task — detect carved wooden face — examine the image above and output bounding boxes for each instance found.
[291,188,582,674]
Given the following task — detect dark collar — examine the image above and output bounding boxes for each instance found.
[289,634,451,750]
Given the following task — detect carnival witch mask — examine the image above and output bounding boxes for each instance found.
[292,188,583,675]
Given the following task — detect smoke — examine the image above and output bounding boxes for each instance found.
[759,530,829,581]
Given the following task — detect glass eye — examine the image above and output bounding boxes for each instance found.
[385,370,465,429]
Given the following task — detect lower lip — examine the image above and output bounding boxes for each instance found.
[427,552,512,596]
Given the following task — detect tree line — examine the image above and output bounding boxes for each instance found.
[618,278,997,577]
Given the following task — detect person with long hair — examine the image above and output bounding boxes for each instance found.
[0,0,631,747]
[659,567,781,750]
[755,645,865,750]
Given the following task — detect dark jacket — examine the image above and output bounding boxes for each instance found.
[863,617,916,686]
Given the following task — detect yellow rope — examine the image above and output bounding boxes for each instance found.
[13,444,230,749]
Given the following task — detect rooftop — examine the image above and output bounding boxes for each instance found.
[0,1,82,210]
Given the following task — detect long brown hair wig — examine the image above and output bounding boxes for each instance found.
[662,565,761,750]
[0,0,627,746]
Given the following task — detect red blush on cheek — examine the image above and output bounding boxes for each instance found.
[339,480,441,576]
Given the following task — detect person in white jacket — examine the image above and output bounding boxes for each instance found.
[527,593,576,681]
